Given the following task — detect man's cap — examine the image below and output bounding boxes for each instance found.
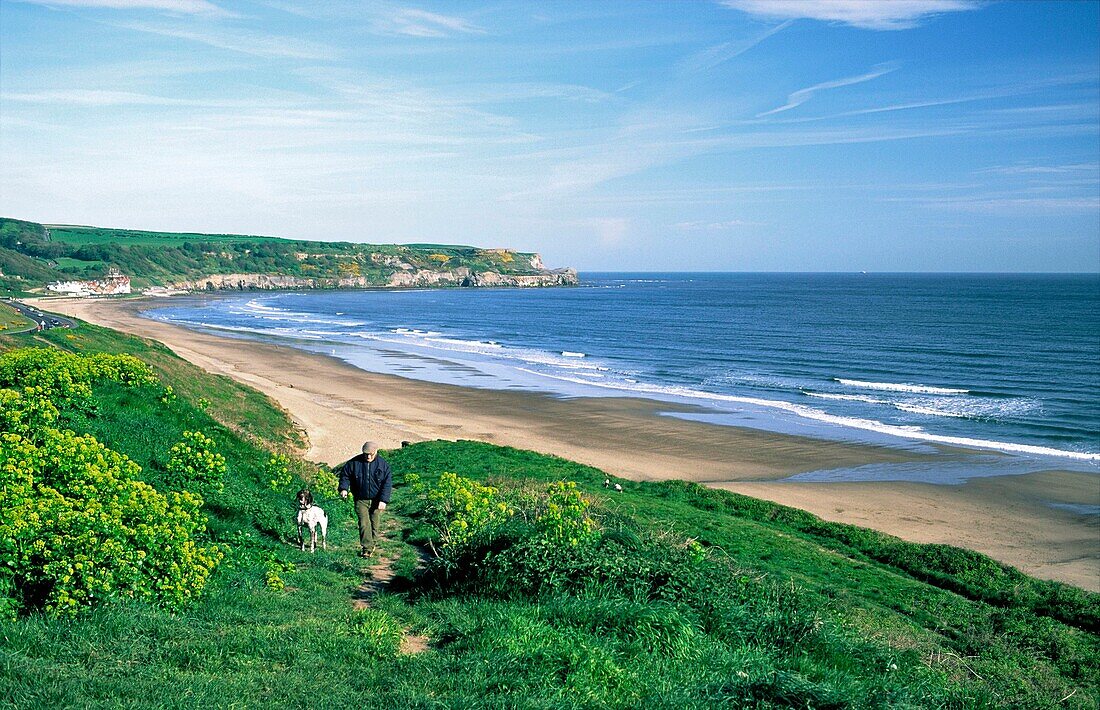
[362,441,379,454]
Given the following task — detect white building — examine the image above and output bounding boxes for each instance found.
[47,268,131,296]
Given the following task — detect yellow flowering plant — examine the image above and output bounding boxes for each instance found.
[0,429,223,618]
[165,430,227,494]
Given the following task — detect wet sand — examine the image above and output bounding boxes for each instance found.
[30,296,1100,591]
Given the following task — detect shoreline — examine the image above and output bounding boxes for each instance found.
[28,295,1100,591]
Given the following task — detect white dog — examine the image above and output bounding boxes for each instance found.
[296,489,328,552]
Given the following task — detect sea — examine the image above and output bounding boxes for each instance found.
[144,273,1100,486]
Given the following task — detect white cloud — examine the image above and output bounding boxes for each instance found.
[679,20,792,73]
[374,7,486,38]
[974,163,1100,176]
[579,217,629,246]
[896,195,1100,213]
[1,89,244,107]
[757,63,896,117]
[114,21,336,59]
[16,0,232,16]
[722,0,980,30]
[674,219,761,231]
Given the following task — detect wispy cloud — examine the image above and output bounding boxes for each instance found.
[892,194,1100,213]
[373,7,486,37]
[456,82,612,104]
[16,0,233,16]
[1,89,251,107]
[114,21,335,59]
[722,0,981,31]
[974,163,1099,176]
[756,63,897,117]
[674,219,762,230]
[679,20,792,73]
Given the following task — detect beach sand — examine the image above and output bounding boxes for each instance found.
[30,296,1100,591]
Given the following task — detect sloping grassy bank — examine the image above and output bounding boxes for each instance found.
[0,322,1097,708]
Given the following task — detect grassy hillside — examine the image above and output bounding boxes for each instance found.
[0,322,1097,708]
[0,217,562,292]
[0,303,33,334]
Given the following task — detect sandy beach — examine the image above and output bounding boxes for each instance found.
[30,296,1100,591]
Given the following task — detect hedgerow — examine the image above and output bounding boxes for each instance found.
[408,473,705,602]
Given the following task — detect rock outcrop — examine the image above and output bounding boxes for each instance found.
[167,266,578,292]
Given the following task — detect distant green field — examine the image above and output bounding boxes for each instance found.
[46,225,286,246]
[45,226,492,255]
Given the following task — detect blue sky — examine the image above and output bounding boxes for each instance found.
[1,0,1097,271]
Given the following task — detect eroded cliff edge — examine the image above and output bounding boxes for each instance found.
[168,266,579,291]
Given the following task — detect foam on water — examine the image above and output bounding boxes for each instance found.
[835,378,969,395]
[517,368,1100,462]
[804,390,1039,421]
[804,391,888,405]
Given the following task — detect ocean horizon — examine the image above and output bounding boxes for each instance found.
[144,272,1100,486]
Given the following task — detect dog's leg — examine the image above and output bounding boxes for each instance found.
[310,525,317,553]
[298,522,305,551]
[321,515,328,551]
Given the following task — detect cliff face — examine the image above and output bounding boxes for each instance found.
[168,266,578,292]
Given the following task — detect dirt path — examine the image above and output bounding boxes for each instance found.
[351,548,430,655]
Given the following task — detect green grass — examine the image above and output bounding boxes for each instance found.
[1,321,1097,709]
[0,322,306,453]
[50,256,109,273]
[45,225,285,247]
[0,303,32,333]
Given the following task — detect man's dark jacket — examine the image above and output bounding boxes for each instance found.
[339,454,393,503]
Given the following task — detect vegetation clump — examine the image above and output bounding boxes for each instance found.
[0,346,158,410]
[165,429,227,493]
[0,348,222,618]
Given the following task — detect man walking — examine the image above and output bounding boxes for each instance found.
[339,441,393,558]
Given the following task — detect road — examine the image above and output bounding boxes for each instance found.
[3,299,76,331]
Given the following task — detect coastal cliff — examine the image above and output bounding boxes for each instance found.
[168,266,579,291]
[0,217,579,292]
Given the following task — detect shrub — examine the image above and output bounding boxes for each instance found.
[165,430,227,494]
[0,429,223,617]
[311,466,340,499]
[264,453,292,490]
[262,553,295,591]
[529,480,599,548]
[423,472,513,553]
[0,348,158,410]
[0,387,59,438]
